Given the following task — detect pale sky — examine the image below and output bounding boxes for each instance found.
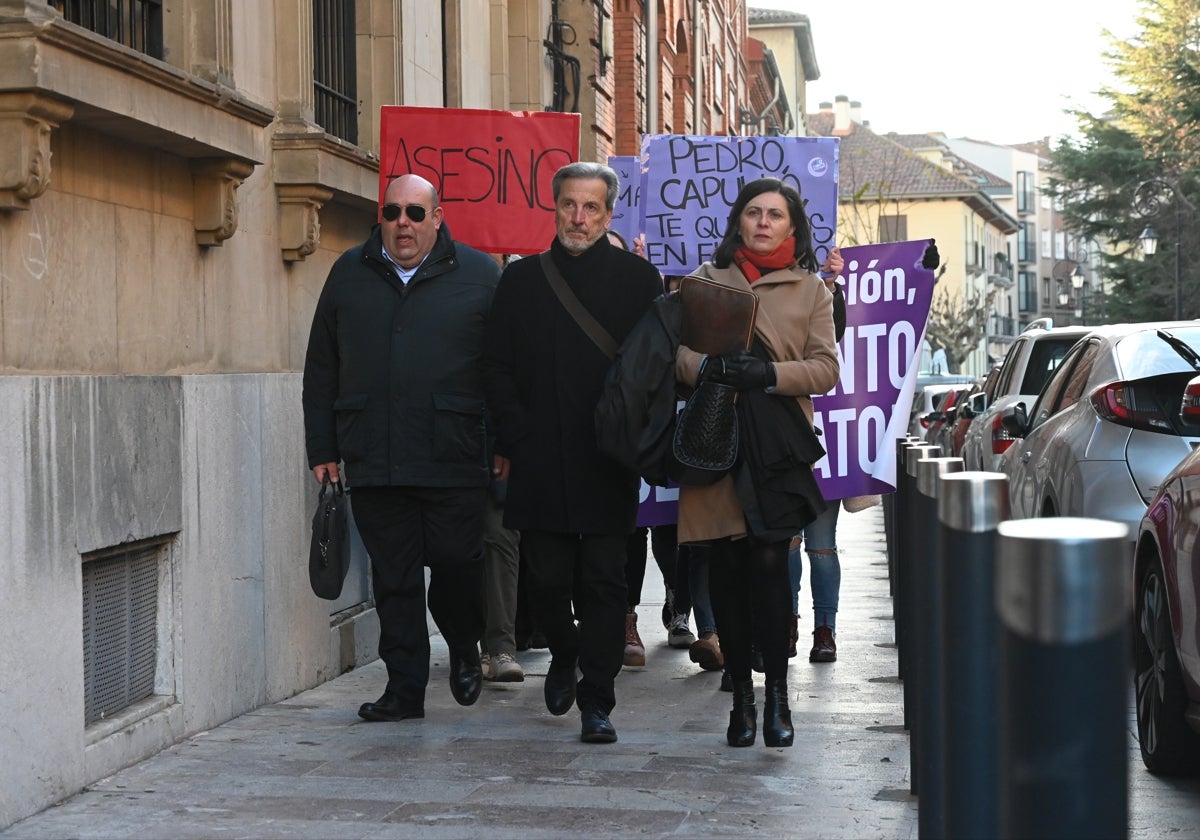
[760,0,1143,145]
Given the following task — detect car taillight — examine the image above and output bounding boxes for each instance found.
[1182,377,1200,426]
[991,413,1016,455]
[1090,381,1174,432]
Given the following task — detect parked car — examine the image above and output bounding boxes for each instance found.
[907,373,976,441]
[948,368,999,458]
[998,321,1200,546]
[929,384,975,455]
[961,320,1090,471]
[1132,374,1200,774]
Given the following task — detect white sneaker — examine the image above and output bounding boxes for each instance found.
[667,614,696,648]
[486,652,525,682]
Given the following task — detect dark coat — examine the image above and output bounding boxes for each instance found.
[482,235,663,533]
[593,294,682,487]
[302,223,501,488]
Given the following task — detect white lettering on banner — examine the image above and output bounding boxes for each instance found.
[831,320,920,397]
[812,405,888,478]
[638,481,681,504]
[844,259,916,306]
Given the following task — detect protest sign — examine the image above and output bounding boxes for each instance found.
[633,238,937,524]
[379,107,580,254]
[638,134,838,275]
[812,239,938,499]
[607,155,641,249]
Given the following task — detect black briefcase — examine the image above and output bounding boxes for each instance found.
[308,478,350,600]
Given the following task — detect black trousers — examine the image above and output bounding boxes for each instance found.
[709,536,791,683]
[521,530,627,713]
[351,486,486,707]
[624,524,687,613]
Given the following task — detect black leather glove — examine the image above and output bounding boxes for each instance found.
[702,350,777,392]
[922,240,940,270]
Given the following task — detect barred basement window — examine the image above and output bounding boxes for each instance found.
[48,0,164,59]
[82,538,169,726]
[313,0,358,144]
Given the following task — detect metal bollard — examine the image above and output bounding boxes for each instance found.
[938,472,1009,840]
[887,436,920,597]
[996,518,1131,840]
[912,456,960,816]
[898,443,940,689]
[900,443,939,792]
[913,456,963,838]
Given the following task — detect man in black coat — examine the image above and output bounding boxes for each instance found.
[303,173,501,722]
[482,162,662,743]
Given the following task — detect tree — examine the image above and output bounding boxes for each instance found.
[923,266,1001,373]
[1049,0,1200,321]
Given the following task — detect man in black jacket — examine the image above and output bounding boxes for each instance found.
[482,162,662,743]
[303,174,502,722]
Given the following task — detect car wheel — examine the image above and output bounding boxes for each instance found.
[1134,558,1200,775]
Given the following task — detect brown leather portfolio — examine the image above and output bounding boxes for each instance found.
[678,274,759,356]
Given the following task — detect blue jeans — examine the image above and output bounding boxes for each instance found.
[788,503,841,631]
[682,543,716,635]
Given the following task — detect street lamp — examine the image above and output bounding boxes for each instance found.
[1134,179,1183,320]
[1071,265,1087,322]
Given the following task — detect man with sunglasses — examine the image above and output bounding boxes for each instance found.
[482,162,662,743]
[303,173,502,723]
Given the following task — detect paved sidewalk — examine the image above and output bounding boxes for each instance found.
[5,506,1199,838]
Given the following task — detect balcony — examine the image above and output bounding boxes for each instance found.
[989,254,1015,287]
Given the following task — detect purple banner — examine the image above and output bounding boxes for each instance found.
[607,155,641,249]
[812,240,937,499]
[637,134,839,276]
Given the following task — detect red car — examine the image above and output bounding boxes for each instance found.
[1133,373,1200,774]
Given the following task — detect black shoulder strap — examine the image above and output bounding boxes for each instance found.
[540,251,618,360]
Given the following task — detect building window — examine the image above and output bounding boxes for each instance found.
[879,214,907,242]
[1018,271,1038,312]
[48,0,164,59]
[82,538,172,726]
[1017,222,1036,263]
[1017,171,1036,214]
[313,0,358,145]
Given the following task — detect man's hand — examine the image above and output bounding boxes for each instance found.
[704,351,776,392]
[313,462,340,484]
[492,455,510,482]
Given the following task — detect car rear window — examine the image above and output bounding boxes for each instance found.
[1115,327,1200,377]
[1017,337,1081,395]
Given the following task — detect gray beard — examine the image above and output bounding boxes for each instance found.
[557,231,600,255]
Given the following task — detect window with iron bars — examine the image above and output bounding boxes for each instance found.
[313,0,358,145]
[48,0,163,59]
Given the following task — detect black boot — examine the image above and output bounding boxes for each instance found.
[727,679,756,747]
[763,678,794,747]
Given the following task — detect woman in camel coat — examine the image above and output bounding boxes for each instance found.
[675,177,840,748]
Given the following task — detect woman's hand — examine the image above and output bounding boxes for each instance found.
[821,247,844,291]
[703,351,777,392]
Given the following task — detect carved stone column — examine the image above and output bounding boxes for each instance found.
[190,158,255,246]
[277,184,333,261]
[0,92,74,211]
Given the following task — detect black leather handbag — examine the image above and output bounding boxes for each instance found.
[670,275,758,486]
[308,477,350,600]
[671,364,739,486]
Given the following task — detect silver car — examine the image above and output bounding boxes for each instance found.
[960,322,1089,471]
[999,321,1200,544]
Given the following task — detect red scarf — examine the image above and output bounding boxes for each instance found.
[732,236,796,283]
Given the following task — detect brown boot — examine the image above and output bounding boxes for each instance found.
[623,612,646,667]
[809,625,837,662]
[788,614,799,658]
[688,631,724,671]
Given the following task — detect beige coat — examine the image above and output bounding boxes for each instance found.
[674,261,840,544]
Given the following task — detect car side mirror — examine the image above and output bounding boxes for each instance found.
[969,393,987,414]
[1000,402,1028,438]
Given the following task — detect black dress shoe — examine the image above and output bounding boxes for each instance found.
[358,692,424,722]
[580,706,618,743]
[449,647,483,706]
[544,658,577,716]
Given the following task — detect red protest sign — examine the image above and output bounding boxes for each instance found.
[379,107,580,255]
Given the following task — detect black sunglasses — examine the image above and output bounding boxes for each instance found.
[381,203,428,223]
